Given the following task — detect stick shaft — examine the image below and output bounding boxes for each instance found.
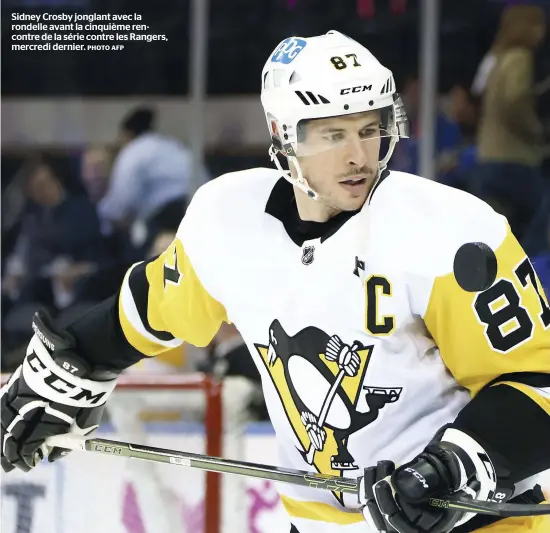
[46,434,550,517]
[47,434,358,494]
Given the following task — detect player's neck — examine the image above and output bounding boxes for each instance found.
[293,186,341,223]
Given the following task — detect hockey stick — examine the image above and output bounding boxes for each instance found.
[46,434,550,518]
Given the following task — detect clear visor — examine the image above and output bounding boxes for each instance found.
[290,101,409,159]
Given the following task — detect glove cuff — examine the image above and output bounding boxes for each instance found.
[22,334,117,408]
[438,428,497,499]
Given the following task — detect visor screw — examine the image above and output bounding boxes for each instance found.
[282,125,287,131]
[369,100,374,106]
[344,104,349,110]
[284,133,288,140]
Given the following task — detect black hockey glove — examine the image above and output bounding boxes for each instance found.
[359,428,513,533]
[1,311,118,473]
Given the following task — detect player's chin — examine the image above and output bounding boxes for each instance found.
[334,197,366,212]
[336,185,368,210]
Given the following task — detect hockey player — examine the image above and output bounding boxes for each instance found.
[2,31,549,533]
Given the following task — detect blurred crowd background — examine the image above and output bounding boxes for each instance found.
[2,0,550,407]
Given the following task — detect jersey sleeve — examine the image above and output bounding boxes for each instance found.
[117,179,229,357]
[117,237,228,356]
[423,223,550,402]
[422,216,550,480]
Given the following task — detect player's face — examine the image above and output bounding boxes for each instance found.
[297,110,382,212]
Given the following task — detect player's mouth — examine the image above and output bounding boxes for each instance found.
[339,175,367,192]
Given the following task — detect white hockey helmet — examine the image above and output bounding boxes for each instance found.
[261,30,409,199]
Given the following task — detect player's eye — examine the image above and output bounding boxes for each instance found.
[359,128,378,139]
[322,132,345,142]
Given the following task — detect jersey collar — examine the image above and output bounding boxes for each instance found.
[264,169,389,247]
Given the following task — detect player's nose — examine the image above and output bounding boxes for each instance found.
[345,138,369,167]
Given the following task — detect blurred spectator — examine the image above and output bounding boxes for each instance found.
[472,4,548,256]
[80,145,113,204]
[78,144,143,295]
[3,160,104,310]
[98,106,207,250]
[449,83,480,145]
[2,160,35,272]
[437,82,480,191]
[390,71,462,178]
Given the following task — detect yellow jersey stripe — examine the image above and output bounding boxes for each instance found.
[118,238,228,356]
[280,495,364,525]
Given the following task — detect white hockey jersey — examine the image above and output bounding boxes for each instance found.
[117,168,550,533]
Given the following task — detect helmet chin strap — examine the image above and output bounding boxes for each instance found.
[269,133,398,205]
[269,145,318,200]
[379,135,397,172]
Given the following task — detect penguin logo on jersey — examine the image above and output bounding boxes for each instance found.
[255,320,402,505]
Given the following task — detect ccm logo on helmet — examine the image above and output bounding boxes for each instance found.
[271,37,307,64]
[340,85,372,95]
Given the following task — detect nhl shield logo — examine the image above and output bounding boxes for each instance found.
[301,245,315,265]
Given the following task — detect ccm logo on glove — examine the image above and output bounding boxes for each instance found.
[404,467,429,489]
[26,351,107,405]
[21,332,114,409]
